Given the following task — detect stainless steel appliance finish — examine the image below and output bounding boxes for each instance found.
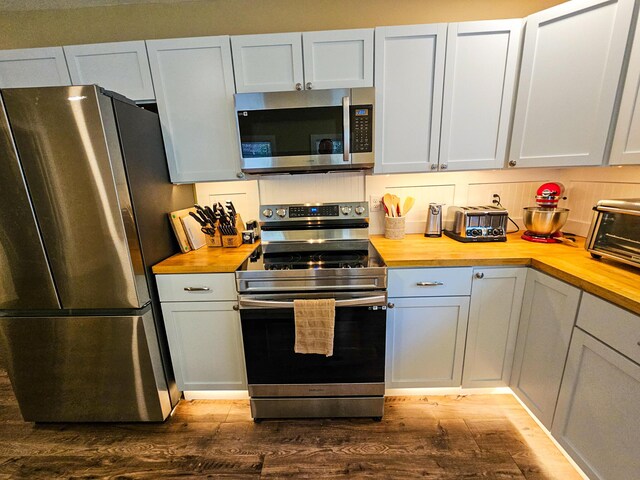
[235,88,374,174]
[585,198,640,268]
[443,205,508,242]
[236,201,387,420]
[424,203,443,237]
[522,207,569,236]
[0,85,194,422]
[0,310,171,422]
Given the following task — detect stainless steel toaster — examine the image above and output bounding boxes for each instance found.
[443,205,508,242]
[585,198,640,268]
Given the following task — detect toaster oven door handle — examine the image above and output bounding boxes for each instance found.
[416,281,444,287]
[594,206,640,216]
[342,95,350,162]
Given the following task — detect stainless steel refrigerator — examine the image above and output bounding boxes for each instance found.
[0,85,194,422]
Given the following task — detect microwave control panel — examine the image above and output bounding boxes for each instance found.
[351,105,373,153]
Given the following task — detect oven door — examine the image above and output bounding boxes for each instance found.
[238,292,386,397]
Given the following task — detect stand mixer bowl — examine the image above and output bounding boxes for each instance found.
[523,207,569,236]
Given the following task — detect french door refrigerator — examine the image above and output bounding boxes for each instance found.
[0,85,193,422]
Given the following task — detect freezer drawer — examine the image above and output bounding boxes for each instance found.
[0,311,172,422]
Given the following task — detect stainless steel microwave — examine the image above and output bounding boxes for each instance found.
[234,87,374,174]
[586,198,640,268]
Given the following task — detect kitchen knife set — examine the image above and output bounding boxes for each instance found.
[189,201,243,247]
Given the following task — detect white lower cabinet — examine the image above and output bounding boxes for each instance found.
[551,293,640,480]
[157,273,246,391]
[462,267,526,388]
[386,296,470,388]
[552,328,640,480]
[510,269,581,429]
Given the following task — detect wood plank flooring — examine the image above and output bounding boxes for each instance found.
[0,370,582,479]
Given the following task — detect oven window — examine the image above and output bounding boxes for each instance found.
[237,106,343,158]
[241,307,385,384]
[593,212,640,260]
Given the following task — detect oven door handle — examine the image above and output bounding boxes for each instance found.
[238,295,387,309]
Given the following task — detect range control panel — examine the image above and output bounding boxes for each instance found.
[260,202,369,221]
[351,105,373,153]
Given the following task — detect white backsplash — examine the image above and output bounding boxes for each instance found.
[195,165,640,237]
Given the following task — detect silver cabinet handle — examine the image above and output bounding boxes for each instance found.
[236,172,245,179]
[416,281,444,287]
[183,287,210,292]
[508,160,517,167]
[387,303,395,309]
[295,83,302,91]
[430,164,437,170]
[475,272,484,279]
[306,82,313,90]
[233,304,240,311]
[342,95,351,162]
[440,164,448,170]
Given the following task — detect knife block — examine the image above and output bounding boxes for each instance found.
[221,214,244,248]
[205,229,222,247]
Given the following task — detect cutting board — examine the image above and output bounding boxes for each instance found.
[169,207,196,253]
[181,214,206,250]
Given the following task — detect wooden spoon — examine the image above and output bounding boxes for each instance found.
[403,196,416,216]
[391,195,401,217]
[383,193,394,217]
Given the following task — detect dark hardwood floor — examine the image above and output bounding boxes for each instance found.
[0,370,582,479]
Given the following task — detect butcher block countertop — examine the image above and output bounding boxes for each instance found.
[371,233,640,316]
[152,241,260,274]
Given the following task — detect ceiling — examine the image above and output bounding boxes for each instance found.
[0,0,197,11]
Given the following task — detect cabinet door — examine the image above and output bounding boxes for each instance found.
[0,47,70,88]
[509,0,635,168]
[161,301,247,391]
[511,270,581,428]
[386,296,469,388]
[462,267,526,388]
[302,29,373,90]
[440,20,522,171]
[147,36,242,183]
[231,32,303,93]
[63,41,155,101]
[552,329,640,480]
[610,12,640,165]
[374,24,447,174]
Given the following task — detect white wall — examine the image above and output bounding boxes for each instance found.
[195,165,640,237]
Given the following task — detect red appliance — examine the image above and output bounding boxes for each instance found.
[522,182,568,243]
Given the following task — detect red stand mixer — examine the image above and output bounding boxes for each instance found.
[522,182,570,243]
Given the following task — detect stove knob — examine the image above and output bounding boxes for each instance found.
[341,205,352,215]
[355,206,366,215]
[262,208,273,218]
[276,208,287,218]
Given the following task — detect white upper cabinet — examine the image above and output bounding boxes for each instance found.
[231,32,304,93]
[374,24,447,173]
[302,29,374,90]
[509,0,636,168]
[147,36,242,183]
[231,29,374,93]
[0,47,71,88]
[63,41,155,102]
[440,20,522,171]
[610,12,640,165]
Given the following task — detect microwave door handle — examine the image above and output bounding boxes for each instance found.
[342,95,350,162]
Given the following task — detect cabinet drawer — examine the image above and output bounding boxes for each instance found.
[388,267,473,297]
[577,293,640,365]
[156,273,237,302]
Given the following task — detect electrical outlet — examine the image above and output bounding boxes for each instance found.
[492,192,502,205]
[370,195,382,212]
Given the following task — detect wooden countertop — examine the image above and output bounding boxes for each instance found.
[371,233,640,316]
[152,241,260,274]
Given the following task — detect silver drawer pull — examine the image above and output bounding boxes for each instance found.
[416,281,444,287]
[183,286,211,292]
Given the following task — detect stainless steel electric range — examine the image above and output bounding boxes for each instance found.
[235,201,387,420]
